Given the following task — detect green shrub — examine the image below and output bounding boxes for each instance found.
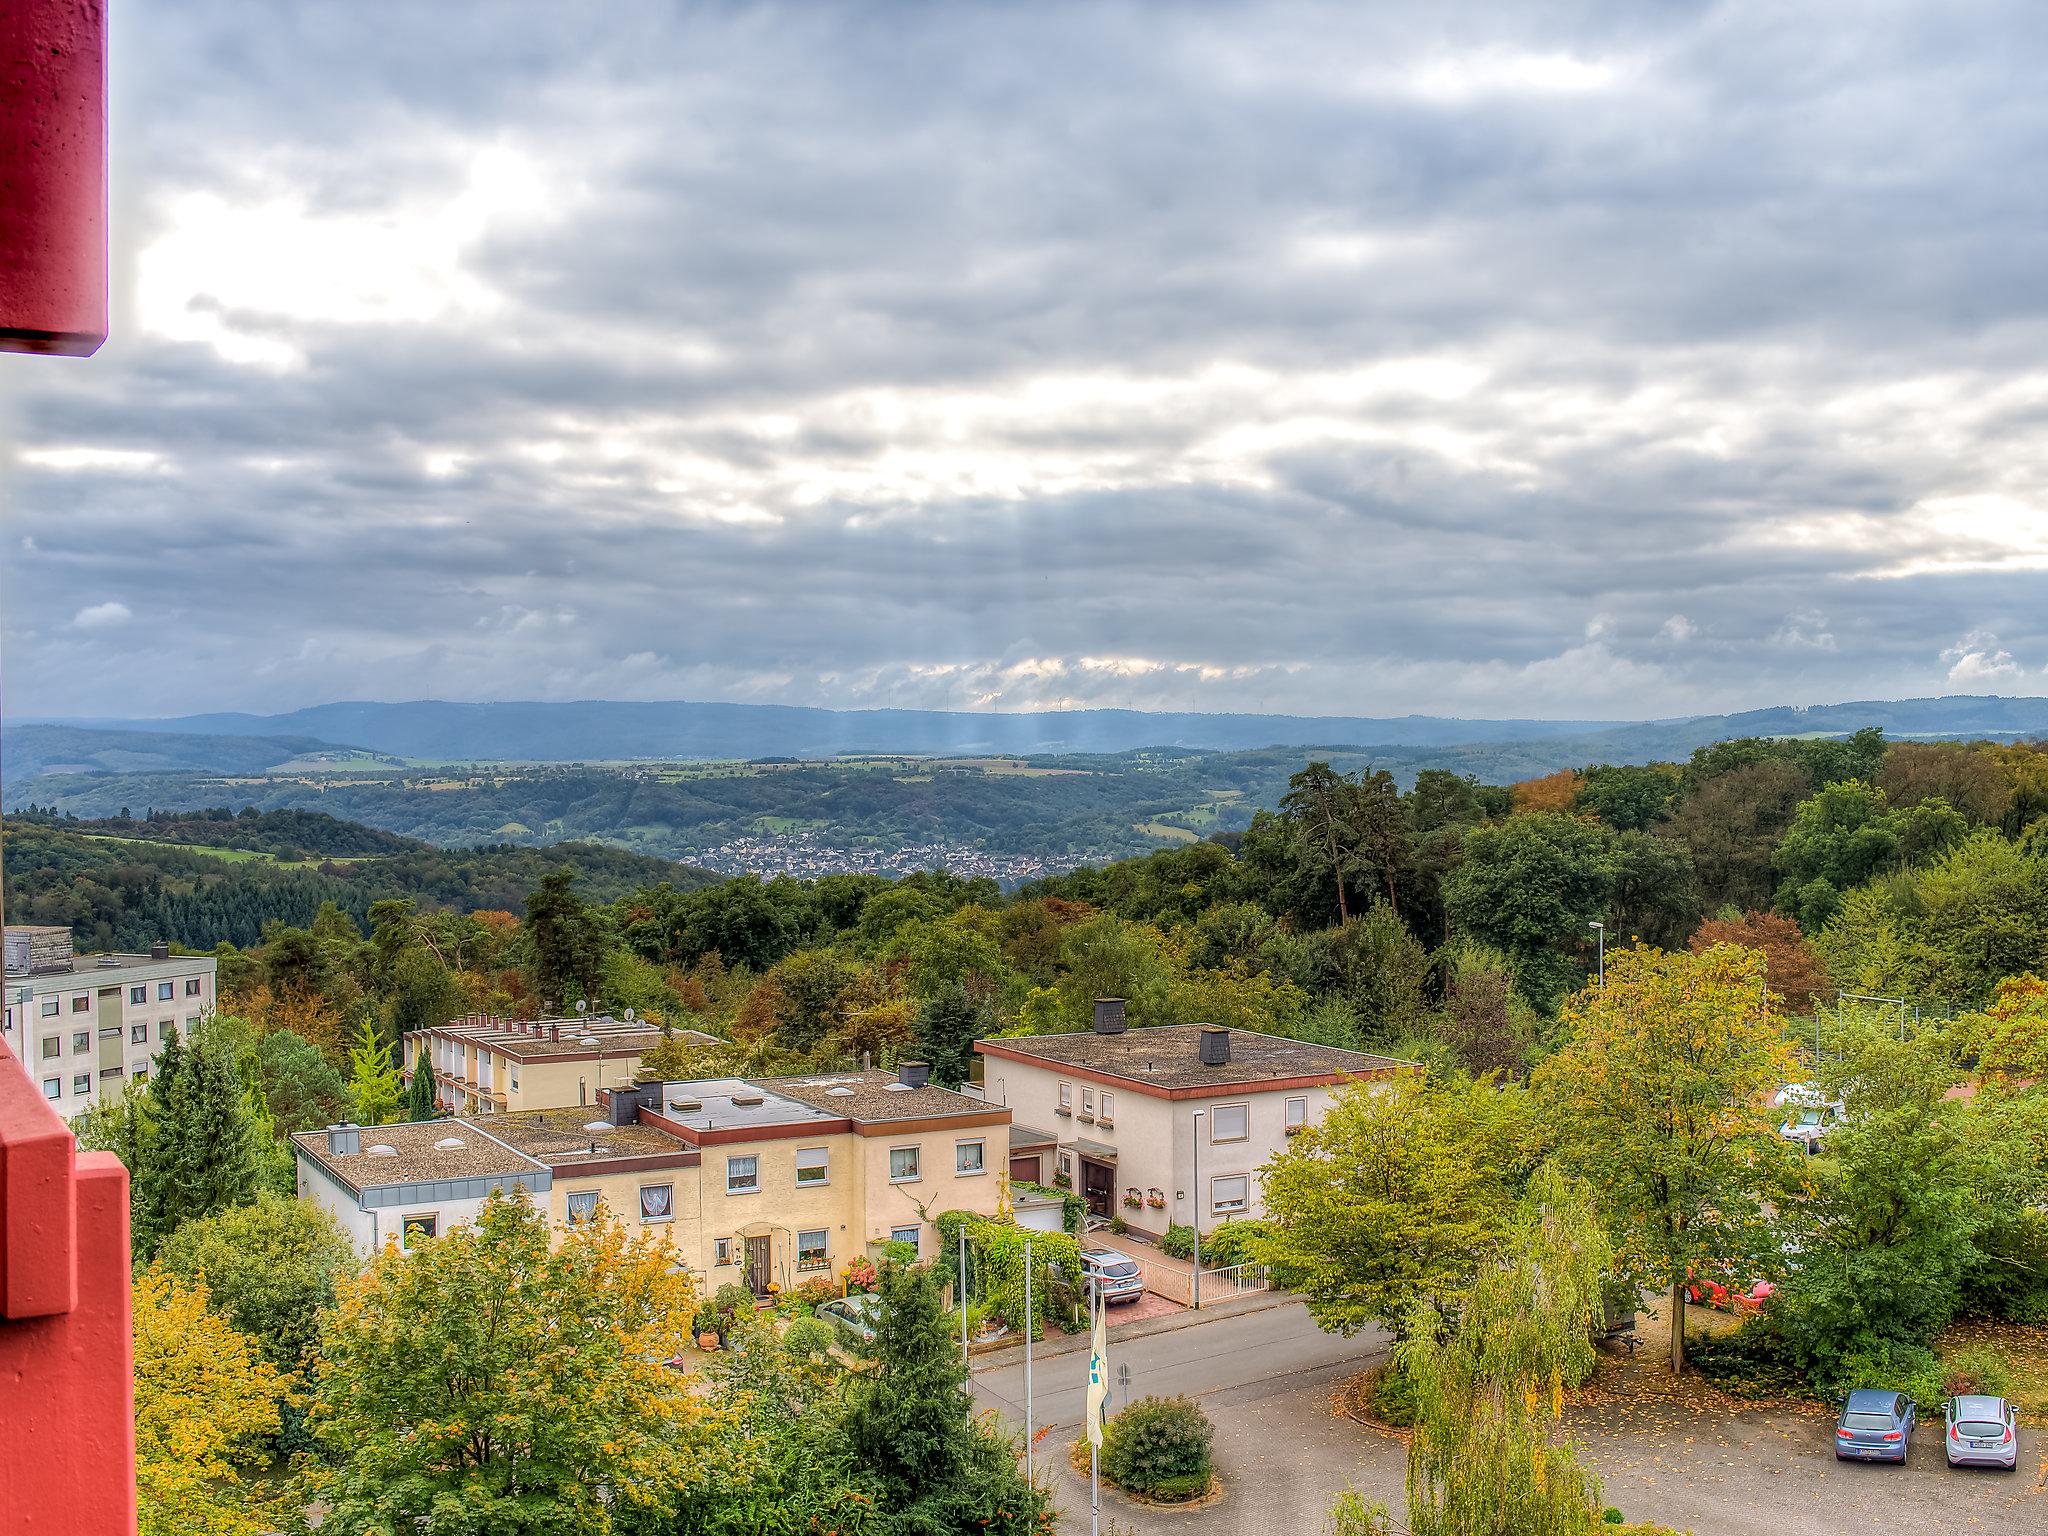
[1816,1339,1946,1413]
[1601,1510,1624,1526]
[1201,1219,1272,1269]
[1940,1344,2013,1399]
[1102,1394,1213,1497]
[714,1282,755,1317]
[1686,1319,1806,1398]
[1109,1215,1128,1235]
[1160,1224,1196,1261]
[1367,1362,1418,1427]
[782,1317,834,1359]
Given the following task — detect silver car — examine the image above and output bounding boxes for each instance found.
[816,1292,881,1344]
[1079,1245,1146,1305]
[1944,1395,2019,1470]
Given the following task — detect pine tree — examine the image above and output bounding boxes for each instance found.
[346,1018,403,1127]
[403,1056,438,1122]
[844,1259,974,1502]
[146,1021,262,1254]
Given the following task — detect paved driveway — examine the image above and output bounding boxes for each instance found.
[976,1302,2048,1536]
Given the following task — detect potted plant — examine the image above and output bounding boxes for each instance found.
[1053,1170,1072,1189]
[1122,1189,1143,1210]
[1146,1190,1166,1210]
[843,1255,878,1295]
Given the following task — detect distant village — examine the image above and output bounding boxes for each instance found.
[693,829,1101,884]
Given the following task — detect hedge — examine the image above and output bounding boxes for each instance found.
[934,1210,1086,1334]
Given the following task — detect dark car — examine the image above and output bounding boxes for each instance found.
[1836,1389,1915,1464]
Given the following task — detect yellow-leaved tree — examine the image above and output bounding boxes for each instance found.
[1534,943,1798,1374]
[134,1268,297,1536]
[302,1190,714,1535]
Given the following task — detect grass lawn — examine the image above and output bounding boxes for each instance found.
[1940,1319,2048,1416]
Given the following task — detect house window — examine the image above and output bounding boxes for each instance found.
[891,1224,922,1255]
[566,1191,599,1225]
[40,1037,59,1060]
[40,1000,60,1017]
[889,1146,921,1182]
[72,1031,91,1054]
[796,1229,829,1270]
[714,1237,736,1266]
[1057,1081,1072,1114]
[72,994,91,1013]
[1285,1096,1307,1132]
[795,1147,829,1186]
[1099,1091,1115,1124]
[640,1184,674,1222]
[129,985,147,1005]
[185,978,202,996]
[1210,1103,1249,1142]
[1081,1087,1094,1116]
[1212,1174,1250,1215]
[401,1214,438,1247]
[159,1020,174,1040]
[1057,1151,1072,1178]
[72,1074,91,1096]
[131,1024,147,1044]
[132,1068,148,1086]
[98,1026,121,1041]
[727,1155,760,1194]
[42,1078,60,1101]
[157,982,175,1002]
[956,1139,986,1175]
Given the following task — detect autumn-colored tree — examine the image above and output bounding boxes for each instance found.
[1260,1073,1542,1339]
[1879,741,2014,828]
[304,1191,711,1535]
[1535,945,1798,1373]
[134,1269,296,1536]
[1402,1167,1611,1536]
[1952,972,2048,1087]
[1689,909,1830,1012]
[1511,769,1585,815]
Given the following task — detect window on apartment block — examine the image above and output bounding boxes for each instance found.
[42,1078,61,1101]
[401,1214,438,1247]
[40,999,60,1018]
[727,1155,760,1194]
[129,985,147,1005]
[99,1067,122,1081]
[890,1224,921,1255]
[1081,1086,1094,1116]
[184,978,202,996]
[98,1026,120,1042]
[159,1020,174,1040]
[640,1184,674,1222]
[1099,1091,1115,1124]
[72,1074,91,1096]
[566,1191,599,1225]
[40,1037,59,1060]
[72,1031,90,1054]
[795,1147,829,1185]
[1209,1103,1249,1142]
[158,982,175,1002]
[796,1229,829,1270]
[132,1067,148,1086]
[71,994,90,1013]
[1057,1081,1072,1113]
[714,1237,736,1266]
[131,1023,147,1044]
[1285,1096,1307,1132]
[889,1145,921,1182]
[955,1139,985,1175]
[1212,1174,1250,1215]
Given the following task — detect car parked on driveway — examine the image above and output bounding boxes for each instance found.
[1079,1245,1147,1305]
[817,1292,881,1345]
[1944,1395,2019,1470]
[1836,1389,1915,1464]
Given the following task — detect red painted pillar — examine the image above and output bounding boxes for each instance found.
[0,0,108,355]
[0,1033,136,1536]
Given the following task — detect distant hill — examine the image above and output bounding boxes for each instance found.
[27,698,1630,760]
[21,693,2048,766]
[1,723,384,780]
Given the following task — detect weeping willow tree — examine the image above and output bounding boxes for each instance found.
[1401,1165,1611,1536]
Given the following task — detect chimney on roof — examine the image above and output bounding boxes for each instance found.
[899,1060,931,1089]
[609,1084,646,1127]
[1093,998,1127,1035]
[326,1123,361,1156]
[149,942,169,961]
[1198,1025,1230,1067]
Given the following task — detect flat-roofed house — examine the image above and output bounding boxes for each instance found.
[403,1012,720,1115]
[975,1001,1412,1237]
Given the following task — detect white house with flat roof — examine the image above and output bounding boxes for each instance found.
[974,1001,1412,1238]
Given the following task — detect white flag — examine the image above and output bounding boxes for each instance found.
[1085,1291,1110,1447]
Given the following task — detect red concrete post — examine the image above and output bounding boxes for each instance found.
[0,1034,137,1536]
[0,0,109,355]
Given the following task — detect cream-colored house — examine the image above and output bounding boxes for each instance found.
[975,1004,1411,1239]
[293,1063,1010,1294]
[404,1011,719,1115]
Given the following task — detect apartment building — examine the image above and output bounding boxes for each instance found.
[1,926,218,1115]
[974,1001,1411,1237]
[403,1011,720,1115]
[291,1062,1009,1293]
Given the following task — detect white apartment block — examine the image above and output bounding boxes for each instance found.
[2,926,219,1115]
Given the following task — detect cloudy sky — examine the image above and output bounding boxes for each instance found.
[5,1,2047,722]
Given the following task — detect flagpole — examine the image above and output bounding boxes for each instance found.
[1090,1277,1100,1536]
[1023,1233,1034,1488]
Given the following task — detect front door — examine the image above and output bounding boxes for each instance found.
[745,1235,773,1296]
[1080,1158,1115,1218]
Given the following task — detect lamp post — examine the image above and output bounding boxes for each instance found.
[1588,920,1605,988]
[1190,1109,1203,1311]
[1023,1233,1034,1488]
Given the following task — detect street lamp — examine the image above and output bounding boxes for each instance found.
[1588,920,1605,988]
[1190,1109,1204,1311]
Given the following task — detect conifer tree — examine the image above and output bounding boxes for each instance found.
[147,1021,263,1252]
[345,1018,402,1127]
[403,1056,438,1122]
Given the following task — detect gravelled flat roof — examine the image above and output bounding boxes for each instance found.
[482,1108,698,1167]
[761,1070,1001,1123]
[290,1119,542,1192]
[976,1024,1412,1090]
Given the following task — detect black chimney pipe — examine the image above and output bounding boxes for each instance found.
[1093,998,1127,1035]
[1198,1025,1230,1066]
